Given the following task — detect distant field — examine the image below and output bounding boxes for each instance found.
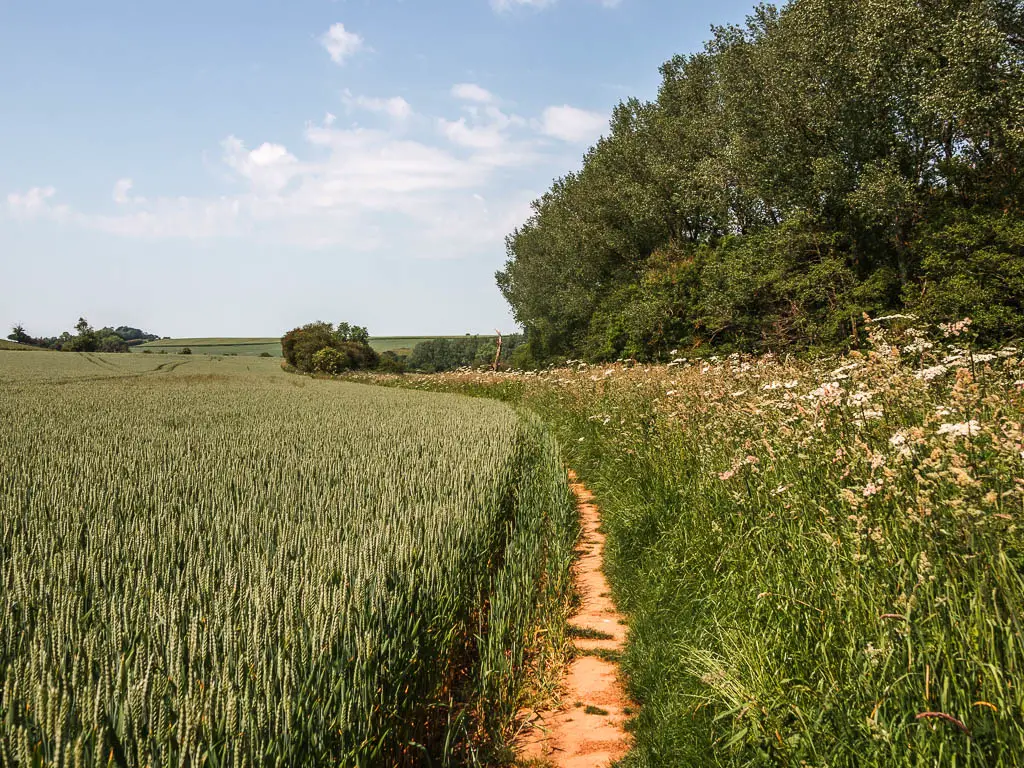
[134,336,474,357]
[0,340,51,352]
[134,337,282,356]
[369,336,471,356]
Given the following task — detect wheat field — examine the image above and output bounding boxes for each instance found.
[0,352,576,766]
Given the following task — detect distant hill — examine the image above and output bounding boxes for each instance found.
[133,336,473,357]
[0,339,53,352]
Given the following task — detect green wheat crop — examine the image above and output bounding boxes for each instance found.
[0,352,576,766]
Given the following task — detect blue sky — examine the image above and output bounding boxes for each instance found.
[1,0,752,338]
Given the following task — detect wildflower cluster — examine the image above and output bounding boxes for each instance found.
[366,317,1024,767]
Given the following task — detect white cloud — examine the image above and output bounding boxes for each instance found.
[7,187,58,216]
[491,0,556,11]
[320,23,364,65]
[5,93,602,252]
[438,118,507,150]
[222,137,301,194]
[342,91,413,120]
[491,0,621,10]
[324,112,337,127]
[112,178,134,204]
[451,83,494,103]
[438,104,528,152]
[540,105,607,142]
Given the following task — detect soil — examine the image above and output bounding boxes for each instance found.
[516,470,633,768]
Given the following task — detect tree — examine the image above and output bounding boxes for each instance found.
[498,0,1024,361]
[7,325,32,345]
[97,334,129,353]
[281,322,378,373]
[334,323,370,344]
[64,318,99,352]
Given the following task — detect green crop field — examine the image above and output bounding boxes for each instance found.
[0,339,51,352]
[0,350,576,765]
[133,337,282,356]
[369,336,474,356]
[133,336,481,357]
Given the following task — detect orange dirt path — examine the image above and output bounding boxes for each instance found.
[516,470,633,768]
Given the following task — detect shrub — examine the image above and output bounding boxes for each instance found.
[179,347,192,355]
[260,352,272,358]
[282,322,378,373]
[377,351,406,374]
[312,347,352,374]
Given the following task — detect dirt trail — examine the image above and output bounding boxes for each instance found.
[517,470,633,768]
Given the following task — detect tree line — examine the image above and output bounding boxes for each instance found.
[498,0,1024,362]
[406,335,525,372]
[282,323,525,374]
[7,320,162,352]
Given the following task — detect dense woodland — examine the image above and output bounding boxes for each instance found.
[7,320,161,352]
[499,0,1024,362]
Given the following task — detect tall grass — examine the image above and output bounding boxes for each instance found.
[0,352,577,765]
[367,319,1024,766]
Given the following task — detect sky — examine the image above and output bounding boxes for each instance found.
[1,0,754,338]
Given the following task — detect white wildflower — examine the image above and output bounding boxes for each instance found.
[937,420,981,438]
[806,381,843,403]
[939,318,972,337]
[867,313,918,323]
[863,480,883,497]
[915,365,948,381]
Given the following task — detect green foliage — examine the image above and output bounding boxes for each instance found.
[499,0,1024,361]
[281,321,379,373]
[334,322,370,344]
[0,353,577,765]
[61,317,99,352]
[6,324,31,345]
[13,321,160,352]
[376,350,407,373]
[311,345,365,374]
[408,335,524,372]
[179,346,192,355]
[97,333,129,353]
[509,341,542,370]
[909,208,1024,342]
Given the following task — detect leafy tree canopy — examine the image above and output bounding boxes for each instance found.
[281,321,379,373]
[498,0,1024,360]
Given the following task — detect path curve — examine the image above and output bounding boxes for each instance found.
[517,470,633,767]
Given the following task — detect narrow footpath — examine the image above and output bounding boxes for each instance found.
[517,470,633,768]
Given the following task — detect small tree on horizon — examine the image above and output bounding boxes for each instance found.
[7,324,32,345]
[64,318,99,352]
